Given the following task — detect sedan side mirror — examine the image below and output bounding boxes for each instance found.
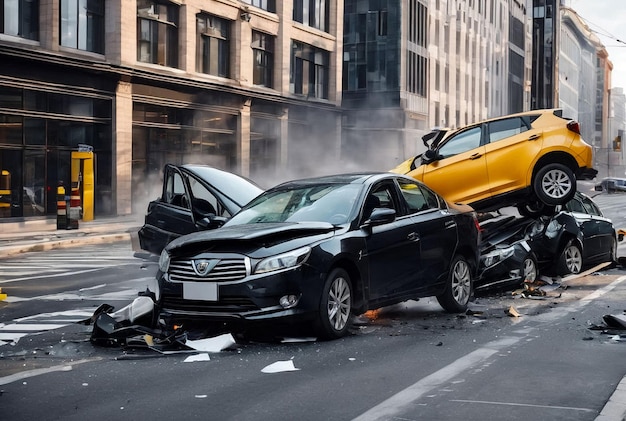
[367,208,396,226]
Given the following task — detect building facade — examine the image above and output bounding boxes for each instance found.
[0,0,344,220]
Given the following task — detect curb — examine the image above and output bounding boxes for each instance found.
[595,375,626,421]
[0,233,131,258]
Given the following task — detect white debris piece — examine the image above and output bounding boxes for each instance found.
[261,360,300,373]
[185,334,236,352]
[184,353,211,362]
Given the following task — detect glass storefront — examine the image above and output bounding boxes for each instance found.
[0,85,112,219]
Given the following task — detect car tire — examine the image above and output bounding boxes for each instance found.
[557,239,583,275]
[315,268,353,340]
[533,163,576,206]
[437,255,472,313]
[521,254,538,283]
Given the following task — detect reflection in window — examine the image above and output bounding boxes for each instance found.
[293,0,329,32]
[488,118,528,143]
[252,31,274,88]
[196,13,230,77]
[60,0,104,53]
[438,126,482,158]
[290,41,329,99]
[1,0,39,40]
[137,0,179,68]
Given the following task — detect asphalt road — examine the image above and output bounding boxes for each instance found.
[0,191,625,420]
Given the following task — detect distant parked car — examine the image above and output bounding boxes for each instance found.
[138,164,263,255]
[154,173,481,340]
[391,109,597,216]
[594,177,626,193]
[475,191,616,291]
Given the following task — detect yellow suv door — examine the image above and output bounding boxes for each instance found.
[420,125,490,204]
[483,116,541,197]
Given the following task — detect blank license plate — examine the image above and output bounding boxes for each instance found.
[183,282,218,301]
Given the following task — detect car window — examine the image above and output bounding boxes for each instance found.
[362,183,397,220]
[581,195,603,216]
[437,126,482,158]
[565,197,585,213]
[397,179,439,213]
[187,177,230,217]
[164,170,188,208]
[487,117,528,143]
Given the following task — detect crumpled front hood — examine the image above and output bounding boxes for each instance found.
[166,222,337,254]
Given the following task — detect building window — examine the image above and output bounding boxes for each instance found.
[60,0,104,53]
[293,0,329,33]
[137,0,179,68]
[196,13,230,78]
[252,31,274,88]
[242,0,275,13]
[1,0,39,40]
[290,41,329,99]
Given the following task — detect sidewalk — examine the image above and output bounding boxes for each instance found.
[0,215,143,258]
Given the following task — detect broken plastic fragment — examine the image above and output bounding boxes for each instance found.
[186,334,235,352]
[261,360,300,373]
[506,306,521,317]
[184,353,211,362]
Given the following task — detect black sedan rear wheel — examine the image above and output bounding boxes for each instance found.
[557,239,583,274]
[437,255,472,313]
[315,268,352,340]
[533,163,576,206]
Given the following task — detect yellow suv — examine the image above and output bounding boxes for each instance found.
[391,109,597,215]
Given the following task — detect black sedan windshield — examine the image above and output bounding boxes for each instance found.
[225,183,361,226]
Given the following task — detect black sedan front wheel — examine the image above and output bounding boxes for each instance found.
[437,255,472,313]
[315,268,352,340]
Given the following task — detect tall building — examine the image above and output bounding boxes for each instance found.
[607,87,626,177]
[341,0,534,167]
[531,0,559,110]
[0,0,344,220]
[341,0,429,167]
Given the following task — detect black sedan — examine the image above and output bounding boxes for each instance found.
[154,173,481,340]
[475,191,616,291]
[138,164,263,255]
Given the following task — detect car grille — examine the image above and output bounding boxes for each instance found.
[161,295,259,313]
[169,257,248,282]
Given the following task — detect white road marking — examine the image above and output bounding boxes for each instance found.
[450,399,595,412]
[0,358,101,386]
[353,275,626,421]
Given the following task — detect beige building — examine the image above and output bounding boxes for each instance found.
[0,0,344,220]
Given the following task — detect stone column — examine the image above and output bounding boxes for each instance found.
[115,81,133,215]
[238,99,252,177]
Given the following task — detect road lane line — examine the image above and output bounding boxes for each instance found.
[450,399,595,412]
[353,276,626,421]
[0,358,102,386]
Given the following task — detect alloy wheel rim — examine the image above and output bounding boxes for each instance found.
[451,260,471,304]
[565,245,582,273]
[541,169,572,199]
[523,258,537,282]
[327,277,351,331]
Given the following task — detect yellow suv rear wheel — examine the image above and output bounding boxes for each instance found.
[533,163,576,206]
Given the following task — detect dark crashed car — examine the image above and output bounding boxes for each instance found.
[138,164,263,255]
[476,191,616,291]
[154,173,481,339]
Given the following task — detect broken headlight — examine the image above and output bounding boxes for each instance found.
[481,245,515,268]
[254,246,311,275]
[159,249,170,272]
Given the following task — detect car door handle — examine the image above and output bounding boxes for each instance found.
[469,153,482,160]
[527,134,541,141]
[407,232,420,241]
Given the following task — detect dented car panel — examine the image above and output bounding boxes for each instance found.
[138,164,263,255]
[154,173,481,340]
[475,192,616,290]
